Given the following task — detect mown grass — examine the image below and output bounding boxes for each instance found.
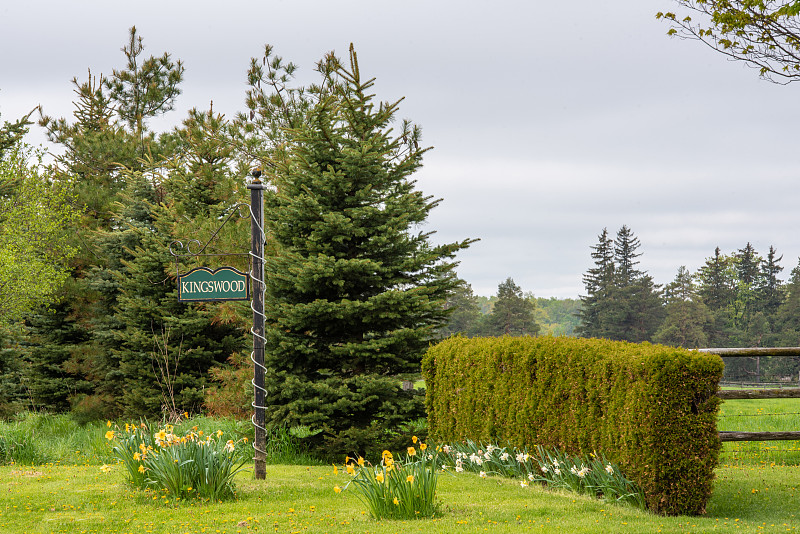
[1,463,799,533]
[1,408,800,532]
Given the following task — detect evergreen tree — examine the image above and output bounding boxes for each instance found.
[777,259,800,347]
[576,228,615,338]
[653,266,712,348]
[578,226,663,342]
[483,278,539,336]
[734,242,762,335]
[757,246,785,327]
[438,281,482,337]
[260,46,474,455]
[696,247,739,347]
[0,107,34,160]
[24,27,186,417]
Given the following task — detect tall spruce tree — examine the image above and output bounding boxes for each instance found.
[696,247,739,346]
[260,46,474,456]
[576,228,615,338]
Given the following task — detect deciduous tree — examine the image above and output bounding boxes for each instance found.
[657,1,800,83]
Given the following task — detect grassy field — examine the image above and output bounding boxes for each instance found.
[1,401,800,534]
[1,463,799,533]
[718,398,800,466]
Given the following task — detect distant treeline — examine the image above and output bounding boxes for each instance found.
[440,225,800,382]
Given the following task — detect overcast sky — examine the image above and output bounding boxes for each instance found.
[2,0,799,298]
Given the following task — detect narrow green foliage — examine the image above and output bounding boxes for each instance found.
[108,419,248,501]
[438,441,645,509]
[338,441,440,519]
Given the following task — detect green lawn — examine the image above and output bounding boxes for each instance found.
[1,463,799,533]
[2,400,800,533]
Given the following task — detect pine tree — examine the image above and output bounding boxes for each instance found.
[24,27,185,416]
[483,278,539,336]
[653,266,712,348]
[260,46,474,455]
[438,281,482,337]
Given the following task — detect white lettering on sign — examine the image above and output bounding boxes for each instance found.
[182,280,246,294]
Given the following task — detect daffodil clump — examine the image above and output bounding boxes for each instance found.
[106,419,248,501]
[335,437,440,520]
[440,441,645,508]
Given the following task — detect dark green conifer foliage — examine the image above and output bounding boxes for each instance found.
[777,259,800,347]
[578,226,663,342]
[438,281,482,337]
[260,46,474,455]
[576,228,615,339]
[757,246,785,325]
[26,27,186,417]
[696,247,739,346]
[653,266,712,348]
[483,278,539,336]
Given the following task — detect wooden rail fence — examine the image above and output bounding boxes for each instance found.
[697,347,800,442]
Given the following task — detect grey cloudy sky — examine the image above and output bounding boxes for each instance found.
[2,0,799,298]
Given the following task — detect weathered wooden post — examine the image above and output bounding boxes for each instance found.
[248,170,267,480]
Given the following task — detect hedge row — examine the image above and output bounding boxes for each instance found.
[422,336,724,515]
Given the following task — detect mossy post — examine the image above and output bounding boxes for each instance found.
[249,170,267,480]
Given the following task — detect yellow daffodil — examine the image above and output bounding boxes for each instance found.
[376,472,384,483]
[334,486,342,493]
[412,436,418,444]
[406,475,414,483]
[125,423,130,433]
[155,430,167,441]
[357,456,365,467]
[407,446,416,456]
[183,412,189,419]
[382,450,393,460]
[106,420,112,428]
[100,464,111,473]
[346,464,355,475]
[217,430,223,437]
[393,497,399,505]
[333,465,338,475]
[133,452,141,461]
[138,465,145,474]
[420,443,427,451]
[105,430,115,441]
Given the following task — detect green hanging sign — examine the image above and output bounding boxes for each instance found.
[178,267,250,302]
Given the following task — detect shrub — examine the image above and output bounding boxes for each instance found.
[422,336,723,515]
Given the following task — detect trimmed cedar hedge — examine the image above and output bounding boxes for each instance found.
[422,336,723,515]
